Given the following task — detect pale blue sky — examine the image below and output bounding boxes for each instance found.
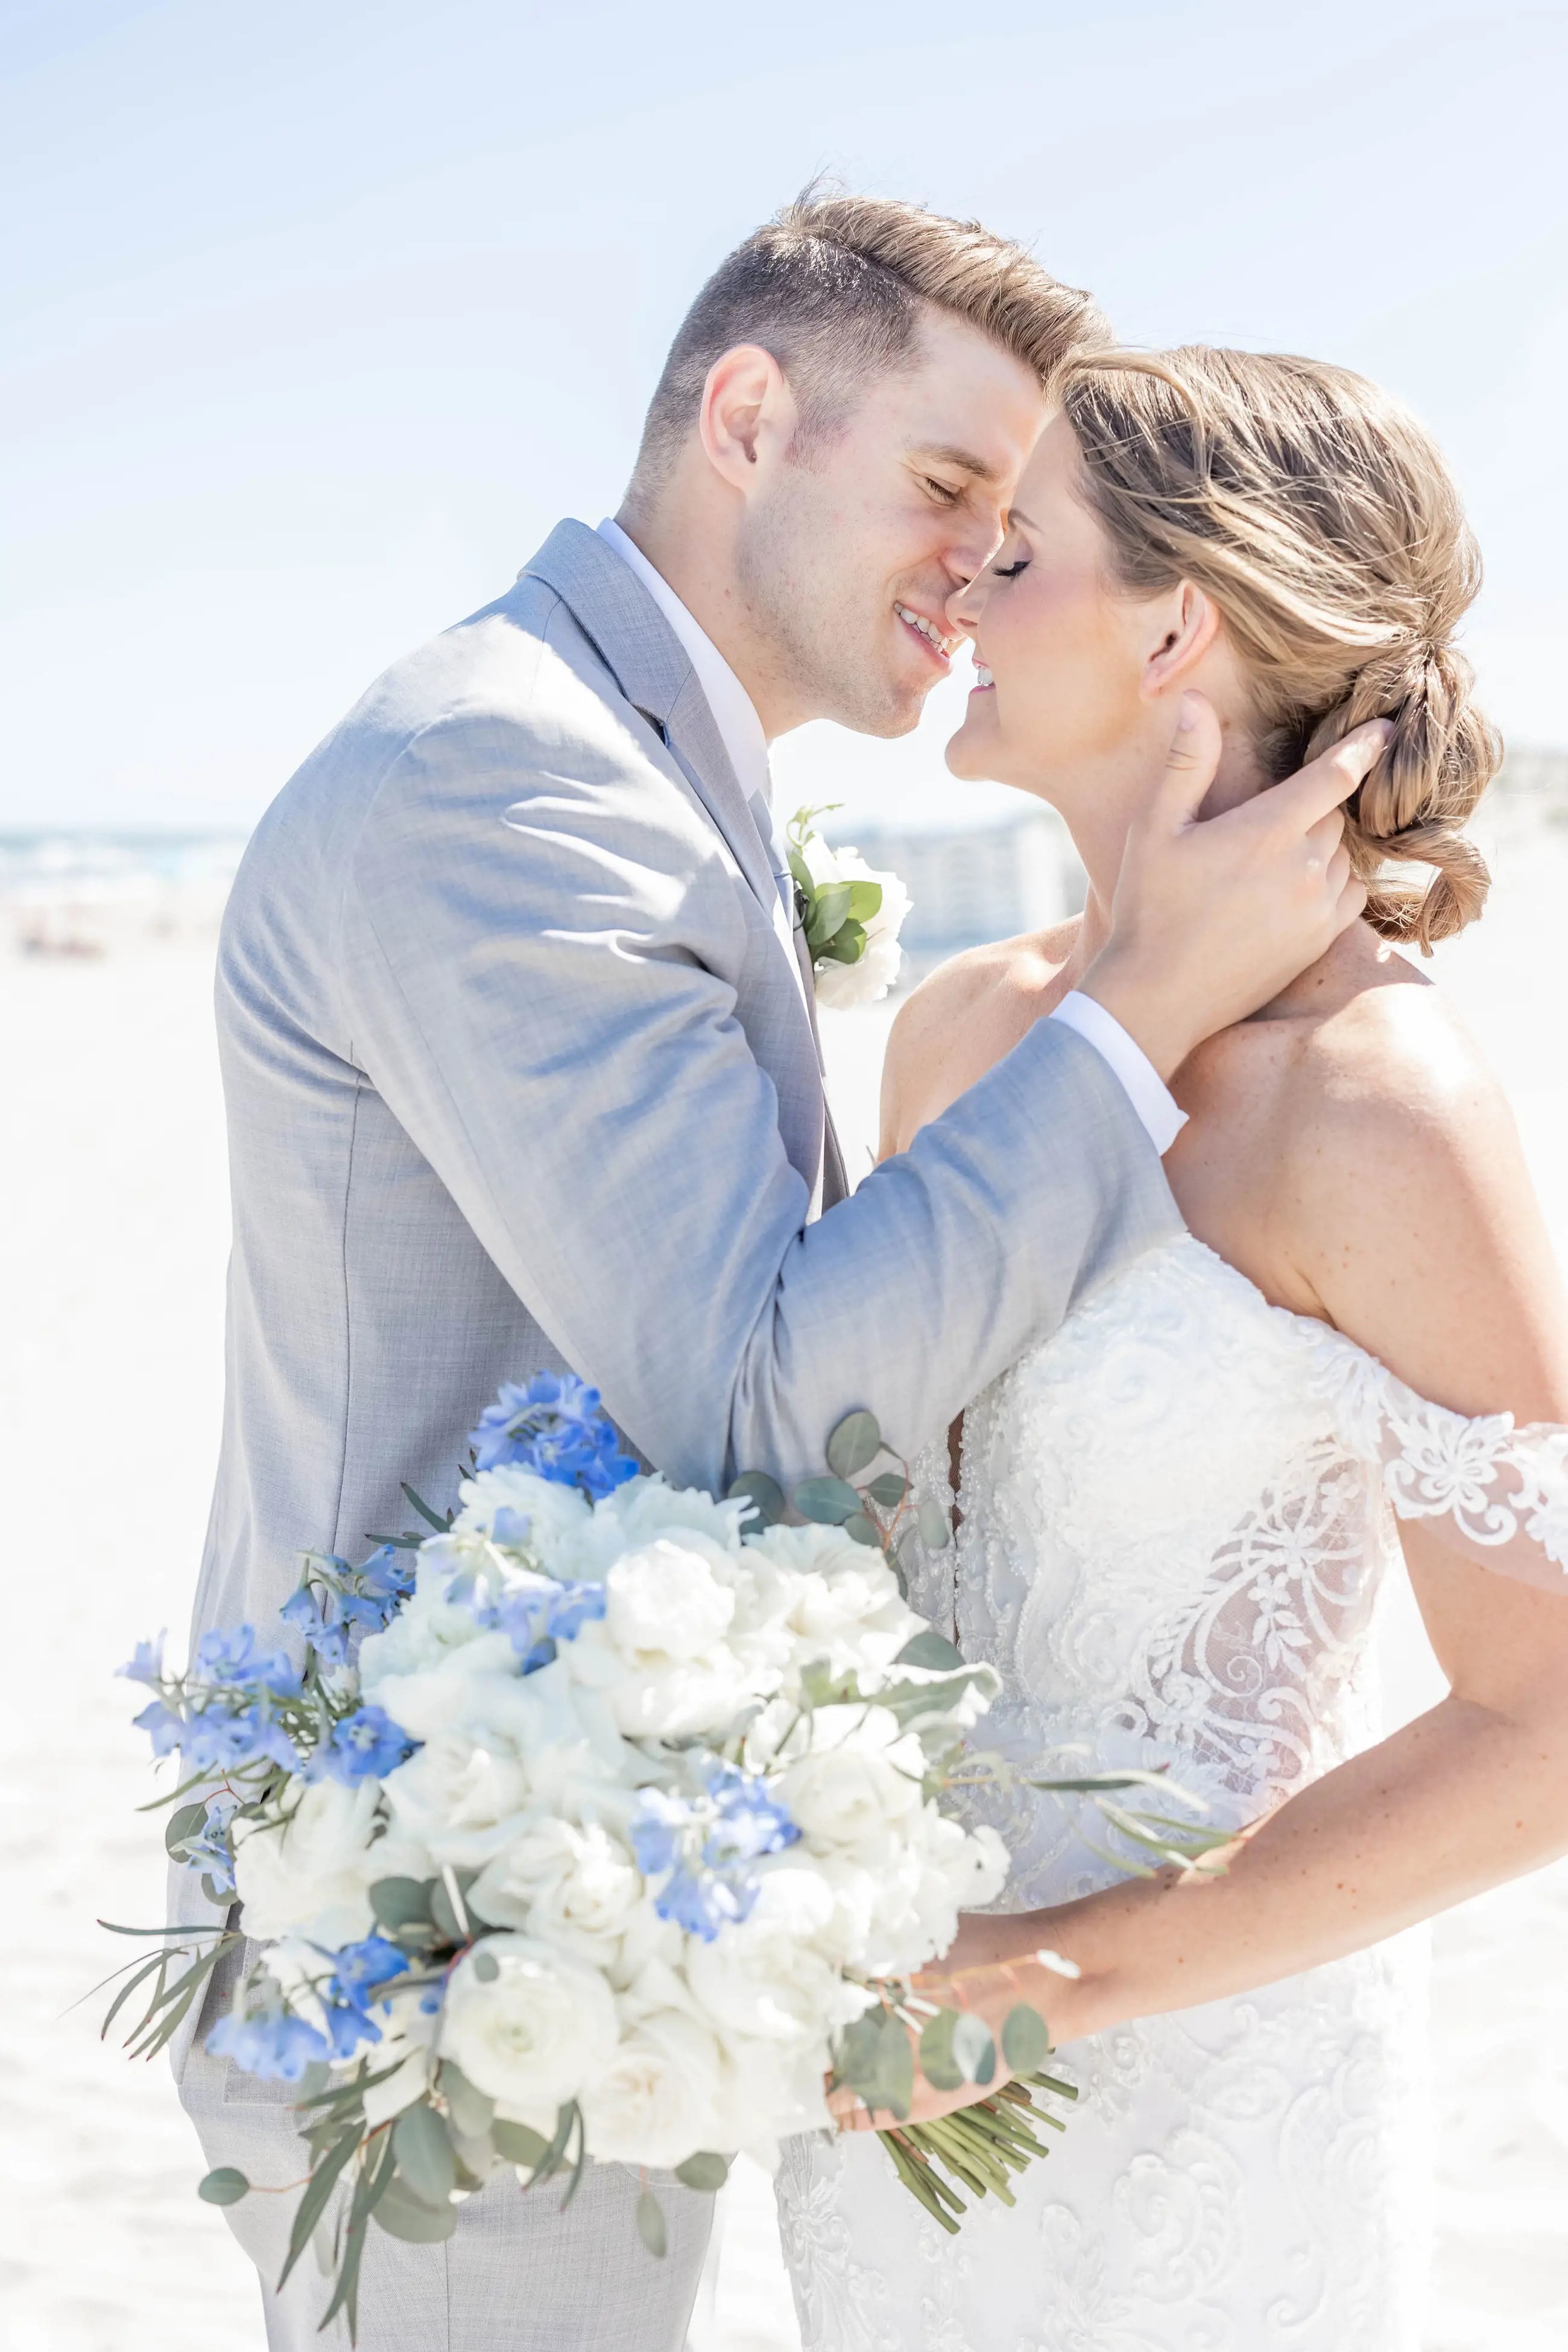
[4,0,1566,830]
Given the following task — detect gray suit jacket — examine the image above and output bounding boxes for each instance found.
[182,516,1180,1898]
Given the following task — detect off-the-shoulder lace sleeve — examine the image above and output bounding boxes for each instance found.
[1309,1328,1568,1591]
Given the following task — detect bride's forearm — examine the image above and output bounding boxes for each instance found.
[970,1694,1568,2044]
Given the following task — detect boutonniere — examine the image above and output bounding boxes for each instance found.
[787,804,912,1010]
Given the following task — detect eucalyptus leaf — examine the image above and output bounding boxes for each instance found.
[369,1876,433,1932]
[393,2103,457,2208]
[843,1512,881,1548]
[952,2012,997,2087]
[845,877,884,923]
[198,2167,250,2206]
[726,1471,785,1529]
[636,2188,668,2257]
[865,1471,908,1509]
[472,1947,499,1984]
[164,1801,209,1856]
[373,2175,458,2243]
[826,1409,881,1478]
[276,2126,361,2293]
[1002,2005,1052,2075]
[438,2061,495,2143]
[674,2151,730,2193]
[896,1629,963,1671]
[917,2009,964,2094]
[793,1476,861,1525]
[492,2118,551,2170]
[916,1497,953,1550]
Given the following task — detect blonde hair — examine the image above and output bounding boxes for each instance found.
[629,186,1109,502]
[1060,347,1499,949]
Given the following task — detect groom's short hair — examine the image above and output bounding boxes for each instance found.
[627,188,1108,501]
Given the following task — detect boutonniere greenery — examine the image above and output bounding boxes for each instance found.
[788,804,911,1010]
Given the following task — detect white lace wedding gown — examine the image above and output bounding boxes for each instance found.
[776,1231,1568,2352]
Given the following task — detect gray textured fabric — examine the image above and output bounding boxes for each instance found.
[173,516,1182,2341]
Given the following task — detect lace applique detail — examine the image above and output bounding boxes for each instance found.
[1304,1316,1568,1584]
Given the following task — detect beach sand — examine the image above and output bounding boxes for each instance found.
[4,808,1567,2350]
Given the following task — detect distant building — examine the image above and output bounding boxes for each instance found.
[824,806,1084,984]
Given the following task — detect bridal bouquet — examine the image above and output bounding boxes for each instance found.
[106,1380,1083,2337]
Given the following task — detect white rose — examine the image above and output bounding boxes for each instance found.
[469,1818,645,1962]
[605,1539,735,1662]
[579,2006,726,2170]
[928,1814,1009,1911]
[452,1466,621,1585]
[777,1705,925,1850]
[810,846,909,1011]
[609,1647,755,1741]
[683,1866,868,2050]
[440,1933,619,2123]
[357,1572,489,1691]
[359,1629,518,1744]
[602,1478,750,1557]
[379,1731,533,1868]
[232,1778,382,1945]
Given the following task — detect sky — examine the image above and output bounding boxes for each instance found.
[4,0,1567,832]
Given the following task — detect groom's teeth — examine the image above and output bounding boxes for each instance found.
[894,602,955,657]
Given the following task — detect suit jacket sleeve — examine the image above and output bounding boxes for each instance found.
[338,693,1182,1496]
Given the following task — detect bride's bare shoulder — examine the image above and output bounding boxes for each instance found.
[1231,928,1568,1413]
[879,918,1082,1156]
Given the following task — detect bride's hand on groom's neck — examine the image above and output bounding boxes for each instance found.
[1078,694,1389,1082]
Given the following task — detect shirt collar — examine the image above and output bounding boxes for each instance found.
[596,518,770,813]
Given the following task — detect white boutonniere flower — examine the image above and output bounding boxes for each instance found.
[787,805,911,1010]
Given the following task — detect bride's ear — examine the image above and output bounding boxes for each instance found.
[1138,583,1221,700]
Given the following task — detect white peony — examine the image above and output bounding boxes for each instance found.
[231,1778,384,1945]
[440,1934,619,2124]
[777,1704,926,1851]
[683,1866,872,2049]
[579,2006,726,2170]
[605,1539,736,1662]
[378,1731,533,1869]
[469,1816,644,1962]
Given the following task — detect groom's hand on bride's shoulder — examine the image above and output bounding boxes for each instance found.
[1079,692,1389,1083]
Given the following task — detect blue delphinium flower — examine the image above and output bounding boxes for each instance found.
[469,1372,639,1498]
[118,1634,166,1686]
[327,1935,407,2011]
[182,1702,300,1776]
[206,2007,330,2081]
[488,1574,608,1672]
[282,1547,418,1670]
[195,1626,302,1699]
[631,1766,799,1942]
[132,1697,186,1757]
[307,1704,419,1786]
[172,1793,240,1898]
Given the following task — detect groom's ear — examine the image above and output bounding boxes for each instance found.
[1138,582,1222,700]
[698,344,801,497]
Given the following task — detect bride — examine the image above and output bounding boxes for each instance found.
[776,346,1568,2347]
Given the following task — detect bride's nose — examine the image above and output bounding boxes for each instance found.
[946,569,988,636]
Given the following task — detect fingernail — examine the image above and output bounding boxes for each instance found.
[1177,693,1197,732]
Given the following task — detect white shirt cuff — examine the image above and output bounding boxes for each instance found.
[1049,991,1187,1156]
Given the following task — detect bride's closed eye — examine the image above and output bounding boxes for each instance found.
[991,557,1031,579]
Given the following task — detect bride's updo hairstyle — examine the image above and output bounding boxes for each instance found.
[1058,347,1500,949]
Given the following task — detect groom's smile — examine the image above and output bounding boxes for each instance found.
[893,600,961,668]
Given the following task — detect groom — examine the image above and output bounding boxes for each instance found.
[179,189,1373,2348]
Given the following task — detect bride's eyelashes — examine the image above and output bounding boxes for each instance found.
[991,557,1031,580]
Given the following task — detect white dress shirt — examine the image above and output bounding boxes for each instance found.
[594,516,1185,1158]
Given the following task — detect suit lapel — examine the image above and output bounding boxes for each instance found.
[522,521,850,1208]
[522,522,782,926]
